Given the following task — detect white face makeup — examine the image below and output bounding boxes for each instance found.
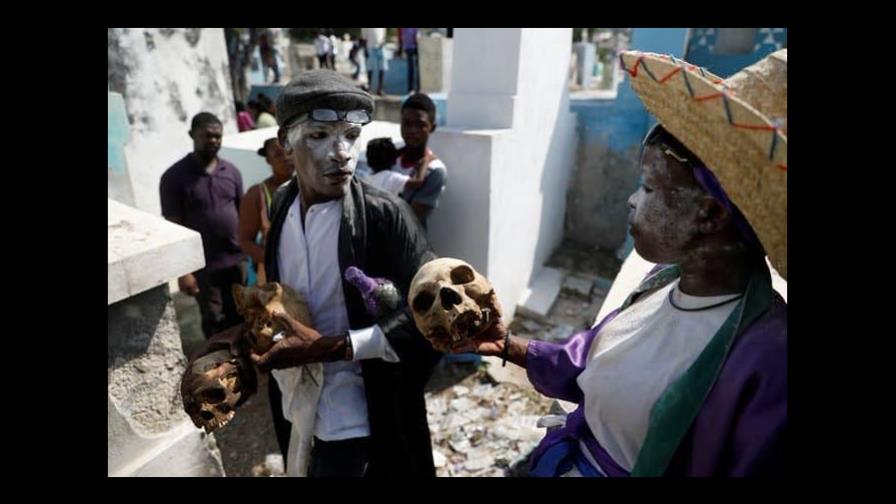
[627,145,705,264]
[283,117,363,203]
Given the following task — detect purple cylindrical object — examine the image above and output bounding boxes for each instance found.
[345,266,401,317]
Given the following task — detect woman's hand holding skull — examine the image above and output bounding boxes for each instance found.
[449,317,530,369]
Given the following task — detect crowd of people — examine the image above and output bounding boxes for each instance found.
[162,43,786,477]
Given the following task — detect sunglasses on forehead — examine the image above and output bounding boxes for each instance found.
[643,124,694,166]
[663,147,689,164]
[290,109,372,128]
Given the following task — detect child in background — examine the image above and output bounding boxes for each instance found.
[362,137,429,196]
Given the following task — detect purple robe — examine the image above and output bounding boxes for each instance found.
[526,272,787,477]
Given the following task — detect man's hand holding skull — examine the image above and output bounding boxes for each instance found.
[250,311,350,371]
[192,322,252,361]
[180,323,258,432]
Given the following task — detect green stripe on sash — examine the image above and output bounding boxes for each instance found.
[625,265,774,476]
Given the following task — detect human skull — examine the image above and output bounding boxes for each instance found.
[408,258,503,352]
[180,350,253,432]
[233,282,313,353]
[181,282,311,432]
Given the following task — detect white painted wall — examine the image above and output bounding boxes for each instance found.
[426,128,498,273]
[218,126,281,192]
[446,28,522,130]
[485,29,577,321]
[108,28,237,216]
[419,36,453,94]
[428,28,577,321]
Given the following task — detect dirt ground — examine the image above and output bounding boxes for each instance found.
[174,243,621,477]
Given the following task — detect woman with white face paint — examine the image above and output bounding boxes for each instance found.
[451,50,788,477]
[192,70,443,477]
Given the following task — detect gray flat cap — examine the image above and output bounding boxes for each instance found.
[275,70,374,127]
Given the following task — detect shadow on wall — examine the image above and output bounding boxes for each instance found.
[564,95,649,251]
[565,128,643,250]
[108,287,169,365]
[425,129,492,271]
[562,28,690,253]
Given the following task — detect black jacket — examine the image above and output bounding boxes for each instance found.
[264,176,443,476]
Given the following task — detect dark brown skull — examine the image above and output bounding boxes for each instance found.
[180,350,254,432]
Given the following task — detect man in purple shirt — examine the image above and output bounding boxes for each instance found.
[160,112,246,338]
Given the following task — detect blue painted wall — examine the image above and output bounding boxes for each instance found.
[108,93,130,174]
[247,84,284,106]
[589,28,785,259]
[570,28,690,153]
[383,47,420,96]
[685,28,787,77]
[108,92,136,206]
[248,46,266,85]
[564,29,688,255]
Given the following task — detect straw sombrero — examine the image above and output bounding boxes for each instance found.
[620,49,787,279]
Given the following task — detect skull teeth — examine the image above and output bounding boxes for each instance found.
[203,410,236,432]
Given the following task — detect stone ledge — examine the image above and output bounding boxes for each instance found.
[109,411,224,477]
[516,266,567,321]
[108,199,204,305]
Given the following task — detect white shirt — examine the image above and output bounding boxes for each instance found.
[393,158,447,177]
[329,35,339,55]
[315,35,331,56]
[576,279,740,472]
[364,170,410,196]
[274,193,399,443]
[363,28,387,47]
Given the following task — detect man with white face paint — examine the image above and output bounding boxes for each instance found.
[249,70,442,477]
